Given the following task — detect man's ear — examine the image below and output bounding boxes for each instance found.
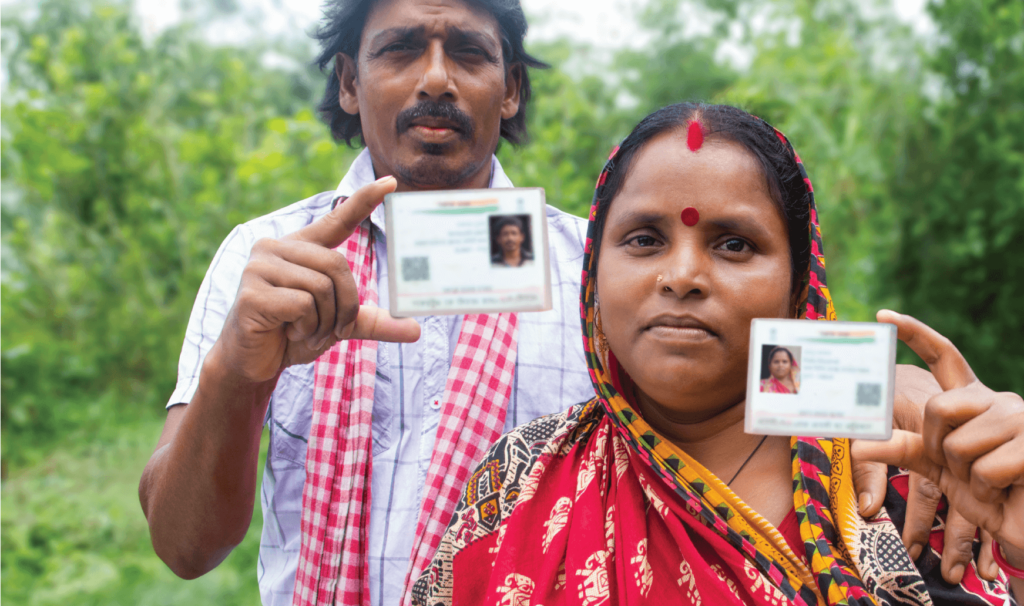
[501,63,522,120]
[336,52,360,116]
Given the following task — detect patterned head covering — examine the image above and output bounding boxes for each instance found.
[578,119,872,606]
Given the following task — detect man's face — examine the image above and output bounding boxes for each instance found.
[339,0,521,190]
[498,224,524,253]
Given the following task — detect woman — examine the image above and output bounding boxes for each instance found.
[412,104,1024,605]
[761,347,800,394]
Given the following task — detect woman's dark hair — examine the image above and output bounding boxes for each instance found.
[313,0,549,147]
[591,102,812,295]
[770,347,795,364]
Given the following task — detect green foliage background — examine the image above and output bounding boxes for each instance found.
[2,0,1021,603]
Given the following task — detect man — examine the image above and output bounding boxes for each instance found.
[138,0,987,604]
[140,1,590,604]
[491,216,533,267]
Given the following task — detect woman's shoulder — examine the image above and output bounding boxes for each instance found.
[411,400,603,605]
[461,399,601,511]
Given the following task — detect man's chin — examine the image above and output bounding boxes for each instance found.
[395,151,485,189]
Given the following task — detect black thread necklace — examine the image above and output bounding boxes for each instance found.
[727,435,769,486]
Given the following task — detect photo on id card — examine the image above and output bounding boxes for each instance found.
[384,188,551,317]
[745,318,897,440]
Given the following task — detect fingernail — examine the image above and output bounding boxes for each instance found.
[375,175,393,183]
[858,492,872,515]
[949,564,964,584]
[908,543,923,561]
[315,337,328,350]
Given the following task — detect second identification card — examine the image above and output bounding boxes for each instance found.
[384,187,552,317]
[745,319,897,440]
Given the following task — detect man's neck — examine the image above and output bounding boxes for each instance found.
[503,250,521,266]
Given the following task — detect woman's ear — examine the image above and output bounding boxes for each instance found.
[789,277,804,318]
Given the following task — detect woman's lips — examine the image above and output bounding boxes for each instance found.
[644,315,717,343]
[647,325,715,343]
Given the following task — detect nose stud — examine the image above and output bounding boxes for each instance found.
[656,274,663,283]
[681,207,700,226]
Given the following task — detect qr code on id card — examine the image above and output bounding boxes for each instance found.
[402,256,430,281]
[856,383,882,407]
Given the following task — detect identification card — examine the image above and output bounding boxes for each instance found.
[745,319,896,440]
[384,188,552,317]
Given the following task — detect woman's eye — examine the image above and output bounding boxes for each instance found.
[631,235,658,247]
[721,238,750,253]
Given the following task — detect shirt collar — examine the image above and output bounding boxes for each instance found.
[334,148,515,233]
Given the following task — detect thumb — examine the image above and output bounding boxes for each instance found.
[852,430,942,485]
[851,459,889,516]
[342,305,421,343]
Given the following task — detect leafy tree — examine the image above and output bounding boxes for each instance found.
[883,0,1024,392]
[0,0,358,465]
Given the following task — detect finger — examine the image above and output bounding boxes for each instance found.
[969,437,1024,502]
[903,471,943,561]
[922,386,995,469]
[289,176,397,249]
[851,459,889,517]
[876,310,976,391]
[260,239,361,340]
[892,363,941,433]
[853,431,1006,538]
[237,286,318,341]
[344,305,421,343]
[851,430,942,484]
[978,530,999,581]
[251,257,339,348]
[940,506,977,584]
[941,401,1015,485]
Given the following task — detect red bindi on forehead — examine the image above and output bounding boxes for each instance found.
[681,207,700,226]
[687,120,704,152]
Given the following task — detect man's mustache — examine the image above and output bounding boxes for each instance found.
[395,101,474,139]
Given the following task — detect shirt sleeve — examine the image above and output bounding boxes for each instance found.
[166,225,254,408]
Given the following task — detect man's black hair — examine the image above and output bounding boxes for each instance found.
[313,0,549,147]
[591,102,812,295]
[494,215,525,233]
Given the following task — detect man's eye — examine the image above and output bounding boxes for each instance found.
[383,43,413,52]
[722,238,749,252]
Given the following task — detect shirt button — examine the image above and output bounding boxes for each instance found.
[430,399,441,410]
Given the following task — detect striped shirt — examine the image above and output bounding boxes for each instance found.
[167,149,594,606]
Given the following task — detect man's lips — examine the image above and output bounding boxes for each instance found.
[409,117,461,132]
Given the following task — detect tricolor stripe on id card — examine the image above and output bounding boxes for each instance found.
[745,318,896,440]
[384,188,551,317]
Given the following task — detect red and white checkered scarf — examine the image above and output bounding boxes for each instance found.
[292,202,519,606]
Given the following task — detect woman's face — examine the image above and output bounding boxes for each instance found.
[498,224,524,253]
[596,133,797,423]
[770,351,792,380]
